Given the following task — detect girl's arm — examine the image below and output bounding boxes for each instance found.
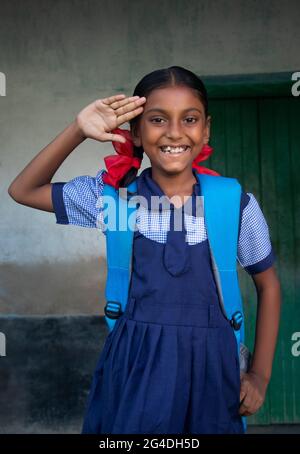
[250,266,281,382]
[8,95,146,212]
[239,265,282,416]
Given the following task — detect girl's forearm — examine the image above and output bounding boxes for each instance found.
[8,120,85,200]
[249,280,282,384]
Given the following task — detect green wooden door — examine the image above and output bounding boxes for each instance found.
[203,73,300,425]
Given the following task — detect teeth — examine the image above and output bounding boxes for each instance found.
[160,145,190,154]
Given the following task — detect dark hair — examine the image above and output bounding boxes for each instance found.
[119,65,209,188]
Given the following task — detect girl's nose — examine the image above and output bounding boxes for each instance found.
[166,122,184,140]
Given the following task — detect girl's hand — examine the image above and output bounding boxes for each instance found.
[239,371,269,416]
[75,94,146,143]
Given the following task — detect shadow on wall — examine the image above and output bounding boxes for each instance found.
[0,315,107,434]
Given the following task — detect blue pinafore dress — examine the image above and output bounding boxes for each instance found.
[81,167,244,434]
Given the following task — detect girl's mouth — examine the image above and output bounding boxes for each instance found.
[159,145,191,155]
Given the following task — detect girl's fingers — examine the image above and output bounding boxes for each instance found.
[114,97,146,117]
[240,381,248,402]
[240,386,259,415]
[91,94,146,140]
[100,132,126,143]
[109,95,142,110]
[101,95,143,111]
[100,94,126,105]
[94,94,127,111]
[116,106,144,126]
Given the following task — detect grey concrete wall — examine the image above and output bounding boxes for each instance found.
[1,0,300,315]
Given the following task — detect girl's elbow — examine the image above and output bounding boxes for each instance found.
[8,183,53,212]
[8,182,25,204]
[8,183,18,200]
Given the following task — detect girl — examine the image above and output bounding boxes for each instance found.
[8,66,281,434]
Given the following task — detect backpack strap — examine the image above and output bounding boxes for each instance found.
[198,174,244,349]
[198,173,247,433]
[102,180,138,333]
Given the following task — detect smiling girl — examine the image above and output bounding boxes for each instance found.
[8,66,281,434]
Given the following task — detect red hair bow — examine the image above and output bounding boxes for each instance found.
[192,144,220,176]
[102,128,142,189]
[102,127,219,188]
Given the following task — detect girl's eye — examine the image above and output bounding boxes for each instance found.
[150,118,164,123]
[150,117,198,124]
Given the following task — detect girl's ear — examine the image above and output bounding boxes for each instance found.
[204,115,211,144]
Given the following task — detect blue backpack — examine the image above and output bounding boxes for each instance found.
[102,170,247,431]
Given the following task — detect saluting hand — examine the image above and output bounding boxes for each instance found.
[76,94,146,144]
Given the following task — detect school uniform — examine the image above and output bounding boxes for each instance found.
[52,166,276,434]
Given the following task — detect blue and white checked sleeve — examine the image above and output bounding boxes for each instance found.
[51,169,106,231]
[237,192,276,275]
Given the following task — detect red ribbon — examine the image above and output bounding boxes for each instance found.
[102,127,220,188]
[102,128,142,189]
[192,144,220,176]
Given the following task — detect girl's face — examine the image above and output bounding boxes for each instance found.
[132,85,211,175]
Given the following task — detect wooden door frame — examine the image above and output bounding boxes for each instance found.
[201,71,297,99]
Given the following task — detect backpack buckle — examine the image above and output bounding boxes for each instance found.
[230,311,243,331]
[104,301,123,319]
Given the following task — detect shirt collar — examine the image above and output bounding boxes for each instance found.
[136,166,202,215]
